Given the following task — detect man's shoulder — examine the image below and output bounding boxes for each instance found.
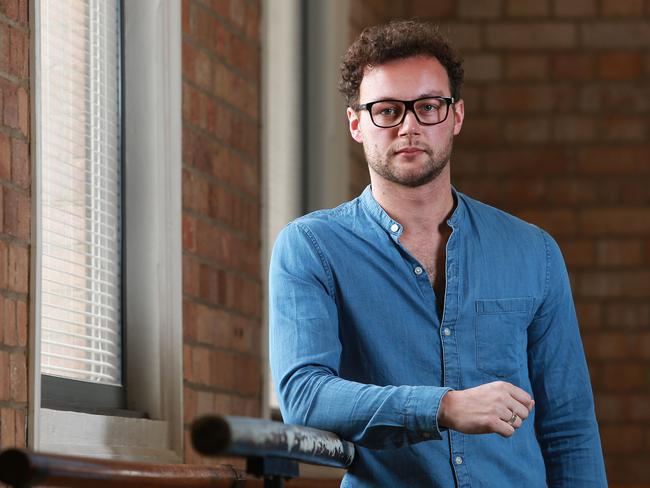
[458,191,543,236]
[290,197,360,232]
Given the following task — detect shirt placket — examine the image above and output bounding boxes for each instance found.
[441,223,471,488]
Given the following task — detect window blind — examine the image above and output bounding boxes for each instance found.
[40,0,122,386]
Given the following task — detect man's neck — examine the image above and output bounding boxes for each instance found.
[369,167,455,235]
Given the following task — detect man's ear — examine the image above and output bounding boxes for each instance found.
[347,106,364,144]
[452,99,464,136]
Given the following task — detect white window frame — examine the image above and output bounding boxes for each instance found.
[29,0,183,462]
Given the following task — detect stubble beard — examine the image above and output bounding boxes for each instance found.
[364,133,454,188]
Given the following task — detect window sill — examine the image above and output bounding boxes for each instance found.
[39,408,181,463]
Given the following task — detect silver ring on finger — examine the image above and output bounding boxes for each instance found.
[507,413,519,427]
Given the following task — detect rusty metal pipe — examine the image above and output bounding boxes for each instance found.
[0,448,246,488]
[191,416,355,469]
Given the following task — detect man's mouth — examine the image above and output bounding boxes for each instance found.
[394,146,428,156]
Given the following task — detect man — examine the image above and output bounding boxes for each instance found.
[269,20,607,487]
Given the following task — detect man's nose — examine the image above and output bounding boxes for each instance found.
[398,109,421,135]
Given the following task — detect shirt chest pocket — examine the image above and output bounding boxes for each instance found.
[475,297,534,378]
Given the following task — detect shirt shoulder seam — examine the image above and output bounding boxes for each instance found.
[293,221,338,304]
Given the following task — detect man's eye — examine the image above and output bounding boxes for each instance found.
[421,103,439,112]
[379,107,399,116]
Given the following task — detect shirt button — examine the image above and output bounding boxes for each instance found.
[390,223,399,233]
[414,266,423,275]
[443,328,451,336]
[455,456,463,465]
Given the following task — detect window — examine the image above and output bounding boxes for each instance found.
[39,0,124,412]
[30,0,183,461]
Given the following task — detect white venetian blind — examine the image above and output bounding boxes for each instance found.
[40,0,122,385]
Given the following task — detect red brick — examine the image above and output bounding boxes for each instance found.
[581,21,650,48]
[505,117,550,143]
[405,0,455,18]
[483,148,574,175]
[0,0,19,21]
[553,0,596,17]
[600,116,647,142]
[464,54,502,81]
[605,0,647,15]
[2,84,18,130]
[604,302,650,328]
[8,27,28,79]
[10,137,28,189]
[7,244,27,294]
[484,84,576,113]
[596,239,644,267]
[598,52,643,80]
[0,132,10,180]
[9,351,26,402]
[459,0,501,19]
[244,2,260,41]
[578,271,650,298]
[16,299,26,347]
[233,354,260,396]
[575,301,603,329]
[596,394,650,422]
[551,53,595,80]
[486,23,576,49]
[182,0,190,35]
[578,146,650,174]
[230,395,259,417]
[601,425,645,454]
[516,209,577,236]
[0,351,9,400]
[502,178,547,205]
[182,255,200,298]
[580,208,650,236]
[13,408,24,447]
[209,349,235,390]
[583,332,650,359]
[198,265,260,317]
[580,83,649,113]
[182,386,196,424]
[591,364,650,391]
[552,115,597,142]
[441,23,483,50]
[3,297,16,346]
[458,116,502,144]
[0,408,16,448]
[547,179,598,205]
[3,188,30,241]
[506,0,549,17]
[504,54,549,80]
[557,239,596,267]
[0,240,6,289]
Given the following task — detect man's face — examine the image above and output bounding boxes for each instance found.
[347,56,464,188]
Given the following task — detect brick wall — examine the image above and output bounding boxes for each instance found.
[349,0,650,485]
[0,0,29,453]
[181,0,262,465]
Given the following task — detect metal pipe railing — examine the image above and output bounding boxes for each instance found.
[0,448,245,488]
[191,416,354,488]
[191,415,355,469]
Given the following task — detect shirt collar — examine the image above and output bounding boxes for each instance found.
[359,184,466,235]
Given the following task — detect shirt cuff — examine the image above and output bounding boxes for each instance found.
[404,386,453,441]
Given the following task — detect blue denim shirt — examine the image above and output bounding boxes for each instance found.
[269,186,607,487]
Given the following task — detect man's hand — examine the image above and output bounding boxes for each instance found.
[437,381,535,437]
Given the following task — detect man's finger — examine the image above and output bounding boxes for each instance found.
[507,384,534,410]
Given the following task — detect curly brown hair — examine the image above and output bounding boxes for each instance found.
[339,20,464,108]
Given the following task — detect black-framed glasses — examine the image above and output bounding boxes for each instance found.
[357,96,455,128]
